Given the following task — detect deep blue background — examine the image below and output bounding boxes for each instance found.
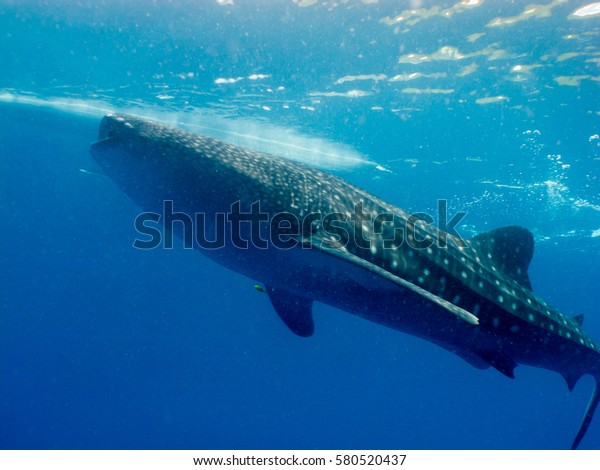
[0,0,599,449]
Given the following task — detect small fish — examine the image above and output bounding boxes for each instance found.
[79,168,105,177]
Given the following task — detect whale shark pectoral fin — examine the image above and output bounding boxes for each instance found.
[265,285,314,337]
[417,288,480,325]
[308,241,479,326]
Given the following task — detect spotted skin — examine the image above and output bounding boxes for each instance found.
[91,114,600,449]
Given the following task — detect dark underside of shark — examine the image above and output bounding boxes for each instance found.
[90,114,600,449]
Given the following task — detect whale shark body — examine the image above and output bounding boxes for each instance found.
[91,114,600,449]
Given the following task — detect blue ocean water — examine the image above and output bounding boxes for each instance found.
[0,0,599,450]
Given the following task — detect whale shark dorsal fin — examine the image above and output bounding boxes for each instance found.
[469,226,534,290]
[573,314,584,326]
[265,285,314,337]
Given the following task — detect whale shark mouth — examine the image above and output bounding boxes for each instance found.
[92,135,118,146]
[90,135,122,155]
[90,114,134,154]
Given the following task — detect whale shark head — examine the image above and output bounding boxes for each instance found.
[91,114,176,207]
[90,113,336,217]
[90,114,235,213]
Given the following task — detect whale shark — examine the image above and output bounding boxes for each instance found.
[90,114,600,449]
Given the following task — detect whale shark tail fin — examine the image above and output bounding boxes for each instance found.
[571,375,600,449]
